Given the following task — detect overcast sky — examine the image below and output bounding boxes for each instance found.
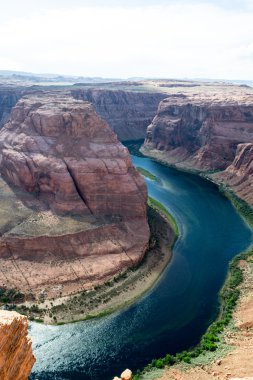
[1,0,253,79]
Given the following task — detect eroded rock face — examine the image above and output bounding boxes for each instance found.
[72,88,165,141]
[215,143,253,205]
[144,96,253,171]
[143,94,253,206]
[0,95,147,216]
[0,94,149,298]
[0,310,35,380]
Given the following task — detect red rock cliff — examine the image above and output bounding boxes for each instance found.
[72,88,165,141]
[0,310,35,380]
[0,94,149,298]
[144,95,253,171]
[142,94,253,206]
[215,143,253,206]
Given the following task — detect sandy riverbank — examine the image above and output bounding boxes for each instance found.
[14,205,177,324]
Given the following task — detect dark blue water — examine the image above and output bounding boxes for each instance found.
[30,156,252,380]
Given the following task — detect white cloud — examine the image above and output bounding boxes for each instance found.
[0,2,253,79]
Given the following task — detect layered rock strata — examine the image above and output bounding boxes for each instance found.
[143,94,253,206]
[0,94,149,298]
[215,143,253,205]
[72,88,165,141]
[0,310,35,380]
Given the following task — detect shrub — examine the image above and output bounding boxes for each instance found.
[154,359,164,369]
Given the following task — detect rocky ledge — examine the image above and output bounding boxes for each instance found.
[0,94,149,299]
[143,94,253,207]
[0,310,35,380]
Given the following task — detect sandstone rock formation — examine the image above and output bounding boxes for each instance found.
[121,369,133,380]
[72,88,165,141]
[215,143,253,205]
[0,94,149,299]
[0,310,35,380]
[113,368,132,380]
[144,95,253,171]
[142,94,253,206]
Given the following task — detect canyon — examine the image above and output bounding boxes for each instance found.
[0,310,35,380]
[0,79,253,380]
[0,86,23,128]
[1,83,165,142]
[142,89,253,207]
[0,93,149,300]
[72,87,165,141]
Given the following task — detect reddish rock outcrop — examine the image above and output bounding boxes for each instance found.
[142,94,253,206]
[0,94,149,298]
[215,143,253,205]
[72,88,165,141]
[144,95,253,171]
[0,310,35,380]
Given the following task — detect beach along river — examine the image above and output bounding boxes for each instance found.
[29,155,252,380]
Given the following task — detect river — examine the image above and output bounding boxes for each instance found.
[29,155,252,380]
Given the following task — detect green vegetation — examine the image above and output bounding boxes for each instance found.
[132,246,253,380]
[219,185,253,228]
[0,288,24,303]
[148,196,179,238]
[137,167,157,181]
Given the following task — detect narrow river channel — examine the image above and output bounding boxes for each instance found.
[30,155,252,380]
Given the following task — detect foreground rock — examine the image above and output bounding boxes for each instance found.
[113,368,132,380]
[72,88,165,141]
[0,310,35,380]
[0,94,149,299]
[143,94,253,206]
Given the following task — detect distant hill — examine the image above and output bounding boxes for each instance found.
[0,70,123,84]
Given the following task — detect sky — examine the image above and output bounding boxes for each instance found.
[1,0,253,80]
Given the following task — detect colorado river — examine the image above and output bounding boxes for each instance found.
[30,155,252,380]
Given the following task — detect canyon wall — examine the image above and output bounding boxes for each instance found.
[72,88,165,141]
[0,87,23,128]
[0,94,149,299]
[215,143,253,206]
[0,310,35,380]
[142,95,253,206]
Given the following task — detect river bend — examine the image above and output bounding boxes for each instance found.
[30,155,252,380]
